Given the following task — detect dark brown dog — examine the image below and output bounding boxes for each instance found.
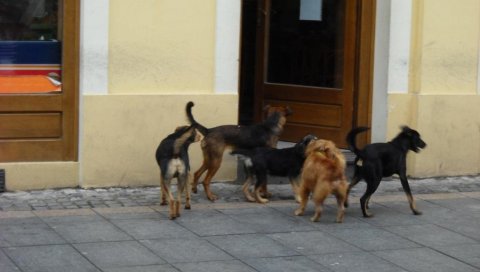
[186,101,292,201]
[294,139,349,223]
[155,124,201,219]
[346,126,427,217]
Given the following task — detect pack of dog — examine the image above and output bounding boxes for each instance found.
[231,134,317,203]
[186,101,292,201]
[346,126,427,217]
[294,139,349,223]
[155,101,427,222]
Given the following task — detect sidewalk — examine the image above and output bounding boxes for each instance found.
[1,176,480,272]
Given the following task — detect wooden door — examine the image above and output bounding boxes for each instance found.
[0,0,79,162]
[254,0,358,147]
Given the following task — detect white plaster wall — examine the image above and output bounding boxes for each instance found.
[371,0,391,142]
[387,0,412,94]
[80,0,109,95]
[214,0,241,93]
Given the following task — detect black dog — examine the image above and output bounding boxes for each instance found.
[155,123,201,219]
[346,126,427,217]
[232,134,317,203]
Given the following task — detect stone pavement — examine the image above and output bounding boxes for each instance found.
[1,176,480,272]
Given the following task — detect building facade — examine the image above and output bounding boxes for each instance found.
[0,0,479,191]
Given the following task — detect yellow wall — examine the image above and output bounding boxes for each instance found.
[108,0,216,93]
[81,94,238,188]
[410,0,480,94]
[388,0,480,177]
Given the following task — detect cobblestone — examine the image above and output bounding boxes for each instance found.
[0,174,479,211]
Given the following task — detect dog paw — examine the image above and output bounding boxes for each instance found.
[160,201,167,206]
[192,187,198,194]
[207,194,218,202]
[169,215,176,220]
[310,216,320,222]
[185,205,191,210]
[412,209,422,215]
[294,209,304,216]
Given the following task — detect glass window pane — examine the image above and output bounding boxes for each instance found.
[267,0,345,88]
[0,0,62,94]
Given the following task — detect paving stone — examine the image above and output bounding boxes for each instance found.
[175,213,257,237]
[74,240,165,269]
[207,234,300,259]
[385,224,478,248]
[267,231,359,256]
[113,218,197,240]
[174,260,257,272]
[4,244,99,272]
[374,247,479,272]
[0,223,66,247]
[0,249,21,272]
[102,264,180,272]
[327,227,421,251]
[309,251,408,272]
[140,238,233,264]
[49,220,132,243]
[244,256,330,272]
[432,244,480,269]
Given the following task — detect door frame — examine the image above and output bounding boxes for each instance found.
[241,0,375,147]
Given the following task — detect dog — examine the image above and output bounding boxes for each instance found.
[346,126,427,217]
[186,101,292,201]
[155,122,201,219]
[294,139,349,223]
[231,134,317,203]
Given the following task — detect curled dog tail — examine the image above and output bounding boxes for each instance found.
[186,101,209,136]
[346,127,370,155]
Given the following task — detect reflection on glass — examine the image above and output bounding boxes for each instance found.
[0,0,62,94]
[267,0,345,88]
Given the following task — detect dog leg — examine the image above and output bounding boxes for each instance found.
[193,161,208,194]
[310,182,330,222]
[160,173,168,206]
[184,173,192,210]
[289,178,301,203]
[202,158,221,201]
[254,186,269,204]
[294,184,309,216]
[399,174,422,215]
[360,179,380,218]
[334,181,348,223]
[162,178,176,220]
[345,175,361,208]
[242,176,256,202]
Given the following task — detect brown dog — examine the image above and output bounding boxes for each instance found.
[294,139,348,223]
[186,101,292,201]
[155,125,201,219]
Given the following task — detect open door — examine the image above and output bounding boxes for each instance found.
[253,0,358,147]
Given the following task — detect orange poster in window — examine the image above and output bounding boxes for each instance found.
[0,75,61,93]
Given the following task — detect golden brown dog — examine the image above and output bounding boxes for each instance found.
[294,139,348,223]
[186,102,292,201]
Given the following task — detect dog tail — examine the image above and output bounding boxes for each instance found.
[186,101,209,136]
[230,149,254,168]
[346,127,370,155]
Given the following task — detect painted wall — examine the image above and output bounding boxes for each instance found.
[387,0,480,177]
[108,0,216,93]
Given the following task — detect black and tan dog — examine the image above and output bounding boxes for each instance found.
[186,101,292,201]
[294,139,349,223]
[346,126,427,217]
[155,121,201,219]
[232,134,317,203]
